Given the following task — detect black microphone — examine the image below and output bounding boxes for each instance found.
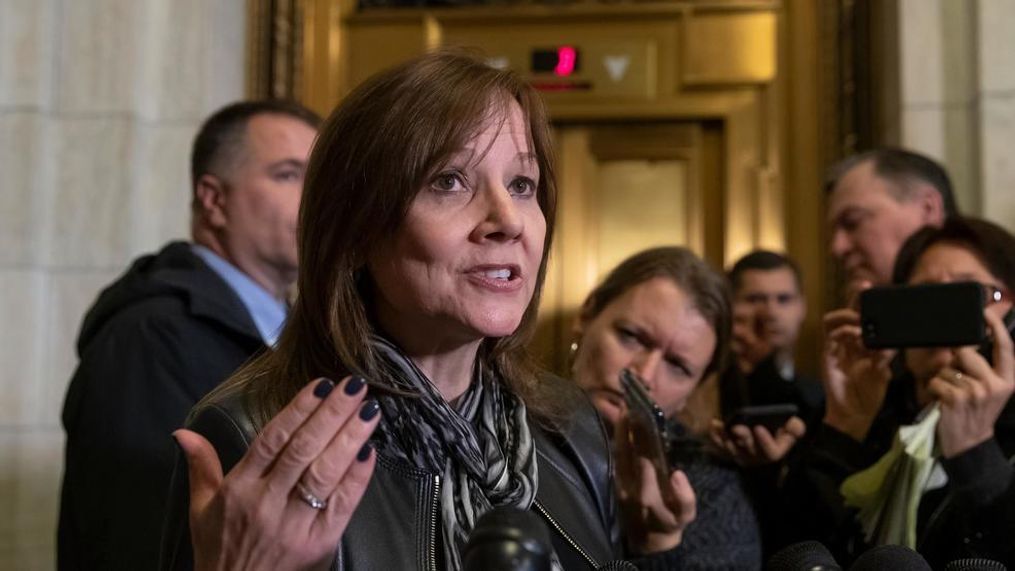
[944,559,1009,571]
[848,545,931,571]
[766,540,842,571]
[463,507,553,571]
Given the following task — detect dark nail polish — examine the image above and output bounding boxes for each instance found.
[313,378,335,399]
[359,399,380,421]
[344,376,366,396]
[356,443,373,462]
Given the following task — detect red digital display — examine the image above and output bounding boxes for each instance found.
[554,46,577,77]
[531,46,581,76]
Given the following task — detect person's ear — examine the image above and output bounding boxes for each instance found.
[915,183,945,226]
[194,174,228,228]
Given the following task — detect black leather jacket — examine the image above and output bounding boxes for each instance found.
[160,381,622,570]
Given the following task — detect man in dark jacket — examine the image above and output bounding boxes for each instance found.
[721,250,824,427]
[57,101,321,570]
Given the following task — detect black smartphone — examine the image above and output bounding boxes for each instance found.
[619,370,669,465]
[860,282,986,349]
[619,369,677,500]
[724,403,799,433]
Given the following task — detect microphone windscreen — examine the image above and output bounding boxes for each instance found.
[848,545,931,571]
[944,559,1009,571]
[767,540,842,571]
[463,507,552,571]
[597,561,639,570]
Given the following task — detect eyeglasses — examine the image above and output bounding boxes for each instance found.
[983,284,1011,306]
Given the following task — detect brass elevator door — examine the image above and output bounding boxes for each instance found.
[534,121,724,374]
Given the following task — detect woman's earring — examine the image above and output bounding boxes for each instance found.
[568,339,582,374]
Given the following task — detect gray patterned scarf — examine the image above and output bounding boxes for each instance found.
[369,336,541,570]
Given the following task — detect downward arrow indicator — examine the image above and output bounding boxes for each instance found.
[603,55,630,82]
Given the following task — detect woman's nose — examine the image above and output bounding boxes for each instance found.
[630,350,663,392]
[473,185,523,242]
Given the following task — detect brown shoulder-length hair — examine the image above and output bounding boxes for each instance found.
[580,246,732,378]
[207,49,561,427]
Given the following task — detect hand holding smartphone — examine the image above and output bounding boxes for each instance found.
[616,369,698,551]
[619,368,674,500]
[724,403,799,433]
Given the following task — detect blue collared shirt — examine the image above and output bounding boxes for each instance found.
[191,244,287,347]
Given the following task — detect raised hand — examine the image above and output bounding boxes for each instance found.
[929,310,1015,458]
[821,308,895,441]
[175,376,380,571]
[709,416,806,466]
[613,413,696,554]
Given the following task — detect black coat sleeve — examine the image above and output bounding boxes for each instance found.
[159,402,254,571]
[931,437,1015,567]
[58,305,248,571]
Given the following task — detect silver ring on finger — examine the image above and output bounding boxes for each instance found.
[945,368,964,384]
[295,480,328,510]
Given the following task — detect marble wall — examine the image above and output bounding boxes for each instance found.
[0,0,245,568]
[976,0,1015,225]
[895,0,1015,227]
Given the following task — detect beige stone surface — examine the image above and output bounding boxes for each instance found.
[0,112,50,265]
[0,429,63,571]
[901,105,946,162]
[899,0,975,106]
[129,124,195,257]
[203,0,248,110]
[0,271,46,426]
[938,0,976,104]
[137,0,246,121]
[979,0,1015,94]
[899,0,945,105]
[56,0,143,114]
[979,95,1015,226]
[46,117,135,268]
[0,0,55,108]
[901,104,980,213]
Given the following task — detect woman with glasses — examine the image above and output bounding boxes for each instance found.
[784,216,1015,568]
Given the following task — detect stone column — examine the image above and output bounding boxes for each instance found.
[892,0,1015,227]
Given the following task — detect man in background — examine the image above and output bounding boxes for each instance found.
[58,100,320,570]
[721,250,823,426]
[825,147,957,294]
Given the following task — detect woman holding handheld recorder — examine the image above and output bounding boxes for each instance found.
[158,50,719,570]
[570,246,807,569]
[785,216,1015,567]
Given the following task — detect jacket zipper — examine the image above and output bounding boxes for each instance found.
[533,500,599,569]
[429,474,441,571]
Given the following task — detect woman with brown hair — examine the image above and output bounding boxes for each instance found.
[160,50,625,570]
[572,246,800,569]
